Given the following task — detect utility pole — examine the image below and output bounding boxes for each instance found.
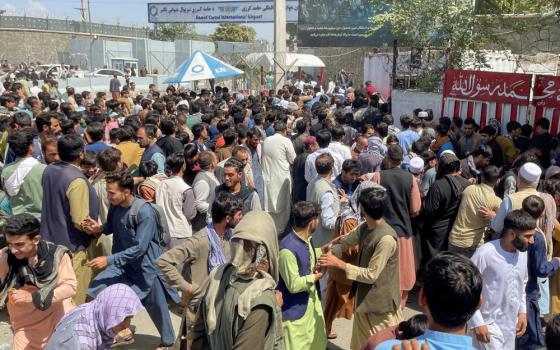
[86,0,94,72]
[392,39,398,89]
[76,0,94,71]
[80,0,90,22]
[274,0,286,91]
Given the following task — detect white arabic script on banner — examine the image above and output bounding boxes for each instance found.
[148,1,299,23]
[450,73,528,101]
[532,75,560,108]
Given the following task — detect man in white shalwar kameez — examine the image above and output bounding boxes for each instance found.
[262,120,297,235]
[468,209,536,350]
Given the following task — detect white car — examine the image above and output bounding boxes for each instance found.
[86,69,125,77]
[37,64,71,79]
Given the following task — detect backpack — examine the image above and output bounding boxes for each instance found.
[496,169,515,199]
[128,197,171,247]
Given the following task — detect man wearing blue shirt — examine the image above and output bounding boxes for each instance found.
[84,122,110,154]
[376,252,482,350]
[333,159,360,197]
[397,115,420,158]
[84,171,179,349]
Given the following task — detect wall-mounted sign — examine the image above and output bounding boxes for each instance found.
[148,1,299,23]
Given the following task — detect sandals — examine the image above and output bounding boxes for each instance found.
[110,325,137,348]
[111,334,134,348]
[327,331,338,339]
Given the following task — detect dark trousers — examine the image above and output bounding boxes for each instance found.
[517,295,544,349]
[144,279,176,346]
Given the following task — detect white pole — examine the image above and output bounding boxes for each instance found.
[274,0,286,91]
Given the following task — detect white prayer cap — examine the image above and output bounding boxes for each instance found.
[440,150,456,157]
[287,102,299,113]
[519,162,542,183]
[409,157,425,175]
[418,111,429,118]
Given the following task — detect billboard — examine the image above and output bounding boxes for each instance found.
[148,1,299,23]
[297,0,393,47]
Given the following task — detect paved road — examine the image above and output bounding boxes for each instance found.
[0,290,421,349]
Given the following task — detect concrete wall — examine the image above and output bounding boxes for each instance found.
[46,75,172,96]
[391,90,443,127]
[67,39,135,70]
[493,19,560,55]
[0,29,219,74]
[175,39,216,68]
[0,29,108,64]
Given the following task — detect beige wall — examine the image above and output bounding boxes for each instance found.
[0,29,131,65]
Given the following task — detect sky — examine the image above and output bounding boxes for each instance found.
[0,0,274,41]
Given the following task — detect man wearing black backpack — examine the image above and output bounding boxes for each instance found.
[83,170,179,350]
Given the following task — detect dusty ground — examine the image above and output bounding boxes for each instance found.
[0,290,421,349]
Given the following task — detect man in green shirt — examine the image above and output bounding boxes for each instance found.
[1,129,46,219]
[278,201,327,350]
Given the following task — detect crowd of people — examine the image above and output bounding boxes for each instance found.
[2,67,560,350]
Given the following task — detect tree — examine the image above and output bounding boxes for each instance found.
[474,0,558,15]
[368,0,559,90]
[149,23,196,41]
[209,23,256,43]
[370,0,493,69]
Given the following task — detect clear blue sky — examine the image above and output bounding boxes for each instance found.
[0,0,274,41]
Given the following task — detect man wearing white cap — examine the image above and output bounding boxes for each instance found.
[408,157,424,175]
[418,110,435,140]
[408,156,424,187]
[490,162,541,234]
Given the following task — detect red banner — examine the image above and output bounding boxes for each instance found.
[443,70,531,104]
[533,75,560,109]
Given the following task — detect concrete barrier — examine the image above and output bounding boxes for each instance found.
[391,89,443,127]
[50,75,180,95]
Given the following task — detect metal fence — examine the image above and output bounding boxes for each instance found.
[0,15,151,38]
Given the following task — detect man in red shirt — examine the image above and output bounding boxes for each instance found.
[365,81,378,96]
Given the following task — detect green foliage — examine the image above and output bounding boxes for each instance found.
[368,0,558,91]
[369,0,492,69]
[149,24,196,41]
[475,0,558,14]
[209,23,257,43]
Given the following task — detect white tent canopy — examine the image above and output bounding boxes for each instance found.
[245,52,325,71]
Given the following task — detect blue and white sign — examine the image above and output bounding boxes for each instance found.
[148,1,299,23]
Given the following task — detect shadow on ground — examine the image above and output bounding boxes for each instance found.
[328,341,347,350]
[120,334,162,349]
[404,287,422,313]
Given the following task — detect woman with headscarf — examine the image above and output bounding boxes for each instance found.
[193,211,282,350]
[46,284,144,350]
